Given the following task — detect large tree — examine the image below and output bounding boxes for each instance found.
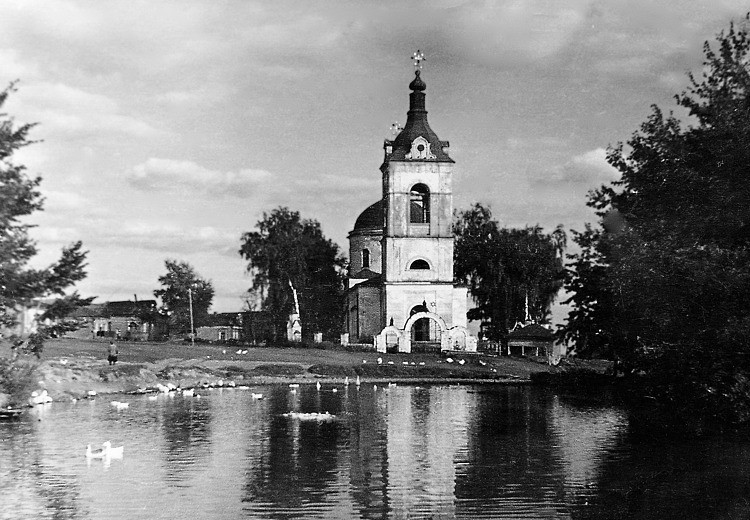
[154,260,214,335]
[454,203,566,341]
[239,207,345,341]
[559,15,750,424]
[0,83,89,358]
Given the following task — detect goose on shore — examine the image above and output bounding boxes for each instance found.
[29,390,53,406]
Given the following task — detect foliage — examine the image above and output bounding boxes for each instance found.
[154,260,214,335]
[559,15,750,424]
[453,203,566,341]
[0,83,89,358]
[239,207,345,341]
[0,356,37,407]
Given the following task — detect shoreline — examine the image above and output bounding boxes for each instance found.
[31,357,538,403]
[3,338,579,408]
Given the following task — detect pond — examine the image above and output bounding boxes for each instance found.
[1,383,749,519]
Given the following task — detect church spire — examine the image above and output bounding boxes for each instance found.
[383,50,452,164]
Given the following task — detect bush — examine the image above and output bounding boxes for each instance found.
[251,364,305,376]
[307,364,357,377]
[0,357,38,407]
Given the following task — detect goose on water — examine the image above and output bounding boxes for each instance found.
[103,441,124,458]
[251,393,264,400]
[86,441,124,459]
[86,444,107,459]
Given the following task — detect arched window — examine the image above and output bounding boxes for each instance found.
[362,248,370,269]
[409,259,430,270]
[410,183,430,224]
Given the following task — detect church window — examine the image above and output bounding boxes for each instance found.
[409,259,430,270]
[362,248,370,269]
[410,184,430,223]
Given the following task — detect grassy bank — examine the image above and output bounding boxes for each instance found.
[1,337,559,404]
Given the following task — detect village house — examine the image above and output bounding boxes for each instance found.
[196,312,242,343]
[67,299,165,341]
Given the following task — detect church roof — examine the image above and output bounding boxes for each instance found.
[350,268,380,280]
[353,200,384,231]
[385,70,453,164]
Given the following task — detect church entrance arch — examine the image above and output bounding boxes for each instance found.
[404,310,447,353]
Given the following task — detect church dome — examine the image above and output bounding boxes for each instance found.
[386,70,453,163]
[353,200,384,231]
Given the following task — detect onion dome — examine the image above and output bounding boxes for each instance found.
[385,70,452,163]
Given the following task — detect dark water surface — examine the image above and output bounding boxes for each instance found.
[1,384,749,519]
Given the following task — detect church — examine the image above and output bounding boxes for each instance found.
[344,56,476,354]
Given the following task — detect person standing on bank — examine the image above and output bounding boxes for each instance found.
[107,340,119,365]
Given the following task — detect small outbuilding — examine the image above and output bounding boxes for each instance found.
[507,323,554,357]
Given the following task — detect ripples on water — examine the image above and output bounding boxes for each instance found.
[1,384,750,519]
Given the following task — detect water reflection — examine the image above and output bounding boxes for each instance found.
[161,394,213,485]
[2,384,750,519]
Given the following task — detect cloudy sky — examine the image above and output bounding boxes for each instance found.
[1,0,747,318]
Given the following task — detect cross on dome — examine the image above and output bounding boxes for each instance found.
[411,50,425,70]
[390,121,403,135]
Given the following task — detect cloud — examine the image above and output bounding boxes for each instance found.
[9,82,163,140]
[448,0,593,62]
[0,49,39,80]
[540,148,620,186]
[39,189,93,213]
[128,158,273,197]
[101,223,238,253]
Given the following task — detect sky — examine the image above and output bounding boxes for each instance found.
[1,0,748,320]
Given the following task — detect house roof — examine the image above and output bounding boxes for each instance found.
[104,300,157,317]
[206,312,243,327]
[507,323,554,340]
[69,303,106,318]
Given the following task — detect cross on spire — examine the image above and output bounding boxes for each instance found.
[411,49,425,70]
[390,121,403,136]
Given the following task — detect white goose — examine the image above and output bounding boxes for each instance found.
[86,444,107,459]
[103,441,124,458]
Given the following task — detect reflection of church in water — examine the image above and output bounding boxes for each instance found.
[344,60,476,353]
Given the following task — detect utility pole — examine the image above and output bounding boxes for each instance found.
[188,286,195,347]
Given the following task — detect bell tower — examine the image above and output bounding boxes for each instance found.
[379,51,464,339]
[344,51,473,353]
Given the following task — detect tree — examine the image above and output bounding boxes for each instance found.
[0,83,89,358]
[239,207,345,341]
[154,260,214,335]
[559,14,750,424]
[454,203,566,341]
